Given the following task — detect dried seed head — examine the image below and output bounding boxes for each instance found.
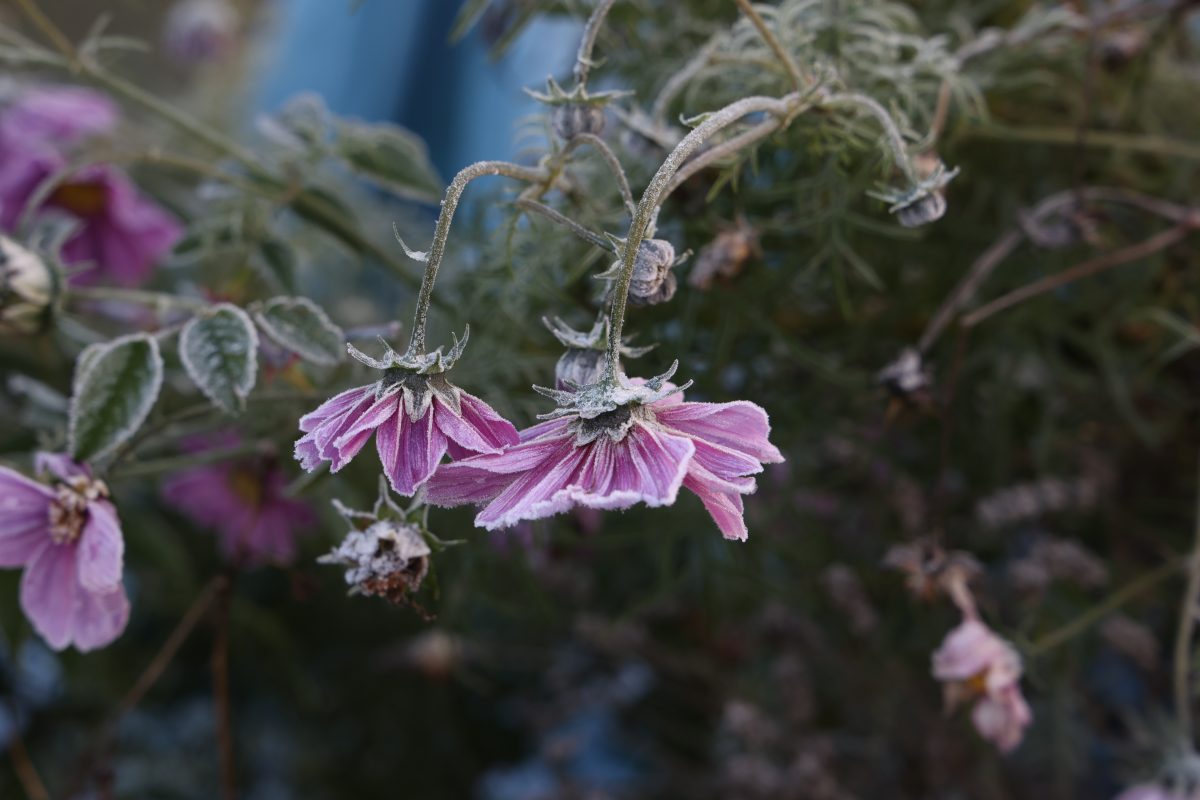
[877,348,931,397]
[0,236,55,336]
[619,238,677,307]
[894,192,946,228]
[689,220,760,290]
[552,103,606,140]
[318,519,431,605]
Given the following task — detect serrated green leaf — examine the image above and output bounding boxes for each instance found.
[333,119,442,203]
[69,334,164,463]
[253,296,345,366]
[180,304,258,415]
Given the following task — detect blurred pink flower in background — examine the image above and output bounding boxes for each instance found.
[0,453,129,652]
[425,384,783,540]
[162,434,316,567]
[0,85,182,285]
[932,617,1032,753]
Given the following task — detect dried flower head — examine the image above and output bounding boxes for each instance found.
[883,538,982,614]
[598,238,680,307]
[869,160,958,228]
[688,218,761,290]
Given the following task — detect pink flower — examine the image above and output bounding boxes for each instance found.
[931,618,1032,753]
[0,454,129,652]
[1,86,118,144]
[424,375,783,540]
[162,436,315,567]
[0,88,182,286]
[295,354,520,496]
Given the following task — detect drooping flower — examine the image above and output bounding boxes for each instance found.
[163,0,239,64]
[0,88,182,286]
[424,364,784,540]
[0,453,129,652]
[931,617,1032,753]
[294,330,519,496]
[161,434,315,567]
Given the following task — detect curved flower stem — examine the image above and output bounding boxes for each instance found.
[573,0,617,89]
[1027,556,1186,657]
[515,197,616,252]
[407,160,547,354]
[662,116,783,200]
[821,92,917,184]
[572,133,635,214]
[651,33,723,123]
[604,93,800,380]
[1175,453,1200,739]
[733,0,807,91]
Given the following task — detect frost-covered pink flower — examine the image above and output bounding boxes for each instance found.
[295,336,519,496]
[0,87,181,286]
[0,453,129,652]
[932,617,1032,753]
[162,435,315,566]
[424,368,783,540]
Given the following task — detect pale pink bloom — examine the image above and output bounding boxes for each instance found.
[1,86,118,144]
[424,382,783,539]
[932,618,1032,753]
[295,374,519,496]
[0,454,129,652]
[162,435,315,567]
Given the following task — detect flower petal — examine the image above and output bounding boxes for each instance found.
[299,384,374,433]
[654,399,783,464]
[20,543,78,651]
[76,501,124,593]
[71,584,131,652]
[684,461,750,541]
[377,405,448,495]
[0,466,52,566]
[425,430,572,508]
[435,391,519,459]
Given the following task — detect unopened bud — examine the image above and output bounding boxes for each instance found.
[555,347,604,390]
[551,103,606,140]
[0,236,55,335]
[623,238,677,307]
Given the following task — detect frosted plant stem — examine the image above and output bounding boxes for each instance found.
[733,0,807,90]
[515,198,616,252]
[573,0,617,88]
[821,92,917,184]
[573,133,635,214]
[407,161,547,354]
[604,93,800,380]
[68,285,210,311]
[1174,451,1200,740]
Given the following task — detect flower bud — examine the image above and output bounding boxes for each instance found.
[551,103,606,140]
[623,238,677,307]
[163,0,238,64]
[0,236,55,335]
[894,192,946,228]
[555,347,604,390]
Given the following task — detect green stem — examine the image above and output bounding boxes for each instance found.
[604,93,799,380]
[67,285,209,311]
[733,0,807,90]
[821,92,917,184]
[1028,556,1186,657]
[407,161,547,354]
[573,0,617,89]
[108,442,271,480]
[965,122,1200,162]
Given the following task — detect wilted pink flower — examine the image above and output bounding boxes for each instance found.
[0,454,129,652]
[163,0,239,64]
[162,435,315,567]
[931,618,1032,753]
[0,88,182,286]
[425,372,783,540]
[295,338,519,496]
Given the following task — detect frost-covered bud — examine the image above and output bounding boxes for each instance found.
[0,236,55,335]
[552,103,606,140]
[877,347,930,397]
[163,0,238,64]
[895,192,947,228]
[319,519,431,605]
[623,238,677,307]
[555,347,604,390]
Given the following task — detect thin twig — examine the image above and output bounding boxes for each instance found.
[12,0,76,63]
[515,198,615,252]
[961,223,1194,329]
[65,577,227,797]
[733,0,807,91]
[1028,556,1186,656]
[1174,453,1200,738]
[212,577,237,800]
[965,123,1200,162]
[8,734,50,800]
